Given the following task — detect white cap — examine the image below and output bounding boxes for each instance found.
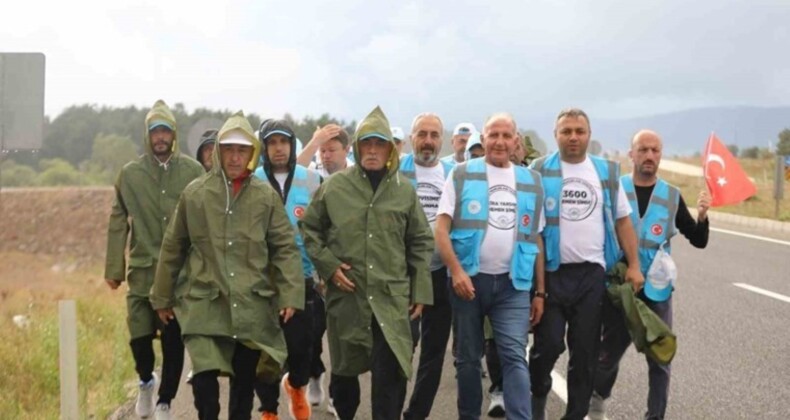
[391,126,405,141]
[219,133,253,146]
[453,123,477,136]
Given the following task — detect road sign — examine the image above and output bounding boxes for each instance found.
[0,53,46,150]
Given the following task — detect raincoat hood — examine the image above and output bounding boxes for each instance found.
[464,131,483,161]
[196,129,218,167]
[258,119,297,175]
[215,111,261,175]
[144,99,179,157]
[352,106,399,174]
[522,134,541,164]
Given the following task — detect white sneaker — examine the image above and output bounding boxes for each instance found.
[307,373,325,406]
[135,372,158,418]
[154,402,171,420]
[327,397,338,419]
[487,391,505,418]
[588,391,606,420]
[185,369,194,385]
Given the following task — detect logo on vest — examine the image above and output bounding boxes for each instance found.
[467,200,482,215]
[650,223,663,236]
[293,206,305,219]
[545,197,557,211]
[521,214,531,227]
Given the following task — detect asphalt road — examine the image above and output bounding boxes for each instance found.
[114,226,790,419]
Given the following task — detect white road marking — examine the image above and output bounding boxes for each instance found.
[711,227,790,247]
[733,283,790,304]
[551,370,609,420]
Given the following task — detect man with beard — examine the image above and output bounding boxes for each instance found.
[528,108,642,420]
[441,122,477,166]
[104,99,204,419]
[252,119,322,420]
[299,106,434,420]
[399,113,455,420]
[588,130,710,420]
[151,111,304,420]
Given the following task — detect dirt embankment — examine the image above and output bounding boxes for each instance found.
[0,187,114,266]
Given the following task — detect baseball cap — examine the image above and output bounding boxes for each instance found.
[219,132,253,146]
[453,123,476,136]
[148,120,174,131]
[263,129,293,140]
[391,127,405,142]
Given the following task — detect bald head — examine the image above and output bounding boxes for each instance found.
[629,129,663,182]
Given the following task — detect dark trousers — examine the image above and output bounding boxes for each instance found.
[595,295,673,420]
[129,316,184,404]
[404,268,452,420]
[330,317,407,420]
[310,285,327,379]
[256,279,317,413]
[529,262,606,420]
[191,341,261,420]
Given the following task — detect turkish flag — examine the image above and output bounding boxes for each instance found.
[702,133,756,207]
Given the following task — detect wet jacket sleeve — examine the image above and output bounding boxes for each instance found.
[104,177,129,281]
[266,198,305,311]
[150,195,191,309]
[405,194,434,305]
[299,185,343,281]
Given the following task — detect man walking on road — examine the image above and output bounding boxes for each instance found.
[299,106,434,420]
[150,111,304,420]
[588,129,710,420]
[441,122,477,166]
[528,108,643,420]
[436,113,546,420]
[104,99,204,419]
[252,119,322,420]
[399,112,455,420]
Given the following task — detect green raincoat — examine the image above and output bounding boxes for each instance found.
[299,106,434,378]
[150,111,304,375]
[608,262,677,365]
[104,99,204,339]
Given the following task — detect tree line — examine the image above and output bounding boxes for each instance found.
[0,104,355,187]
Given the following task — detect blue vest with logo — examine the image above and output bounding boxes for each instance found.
[531,151,621,272]
[449,158,544,291]
[621,175,679,276]
[399,154,454,187]
[253,165,321,277]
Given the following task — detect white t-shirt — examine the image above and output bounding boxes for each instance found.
[309,158,355,178]
[438,163,545,275]
[414,163,446,271]
[557,157,631,268]
[273,172,288,190]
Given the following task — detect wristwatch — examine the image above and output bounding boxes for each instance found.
[534,291,548,299]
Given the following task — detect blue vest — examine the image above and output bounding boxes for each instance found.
[531,152,621,272]
[449,158,544,291]
[399,154,454,187]
[253,165,321,277]
[621,175,679,276]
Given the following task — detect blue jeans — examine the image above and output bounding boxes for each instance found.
[450,272,532,420]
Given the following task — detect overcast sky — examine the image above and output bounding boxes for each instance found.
[3,0,789,132]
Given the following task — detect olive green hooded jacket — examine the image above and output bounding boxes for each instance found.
[151,111,304,370]
[299,106,434,377]
[104,99,203,338]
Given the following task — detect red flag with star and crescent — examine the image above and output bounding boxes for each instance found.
[702,133,756,207]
